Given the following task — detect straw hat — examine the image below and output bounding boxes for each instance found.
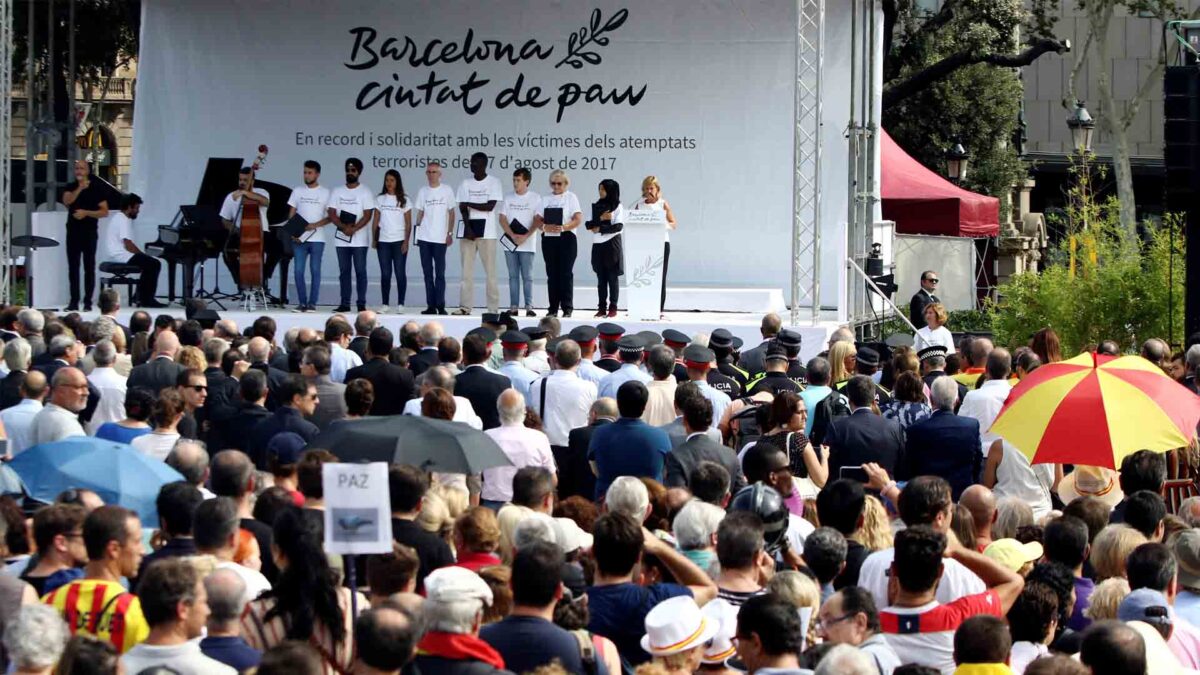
[639,596,720,657]
[701,599,739,665]
[1057,465,1124,507]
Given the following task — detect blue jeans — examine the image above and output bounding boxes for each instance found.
[336,246,368,307]
[377,241,408,305]
[292,241,324,306]
[418,241,447,310]
[504,250,534,308]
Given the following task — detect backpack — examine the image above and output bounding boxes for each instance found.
[570,630,599,675]
[809,389,851,446]
[729,398,769,450]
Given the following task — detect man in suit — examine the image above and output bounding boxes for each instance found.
[200,337,241,448]
[663,394,745,494]
[824,375,905,477]
[901,376,982,500]
[919,345,968,404]
[349,310,375,361]
[222,370,272,459]
[301,345,347,430]
[909,270,940,329]
[247,337,289,411]
[408,321,442,377]
[251,316,290,373]
[453,333,510,430]
[0,336,31,410]
[128,329,185,394]
[560,398,616,501]
[247,373,319,470]
[345,325,416,416]
[658,382,721,448]
[16,309,45,359]
[736,312,782,378]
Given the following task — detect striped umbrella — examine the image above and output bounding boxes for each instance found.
[989,352,1200,469]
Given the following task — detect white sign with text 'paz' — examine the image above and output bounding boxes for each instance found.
[322,462,393,555]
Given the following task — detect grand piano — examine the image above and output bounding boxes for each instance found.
[145,158,296,305]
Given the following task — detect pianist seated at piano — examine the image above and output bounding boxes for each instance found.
[220,166,279,287]
[99,193,165,308]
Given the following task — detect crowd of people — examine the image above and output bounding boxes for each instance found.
[0,288,1195,675]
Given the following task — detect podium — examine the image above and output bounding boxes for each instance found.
[623,210,667,321]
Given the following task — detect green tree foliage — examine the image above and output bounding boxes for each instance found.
[987,165,1185,354]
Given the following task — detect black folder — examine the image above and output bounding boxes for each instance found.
[283,214,309,238]
[544,207,564,226]
[338,210,357,226]
[509,219,529,235]
[466,218,485,238]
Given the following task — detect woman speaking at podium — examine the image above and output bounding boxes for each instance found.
[631,175,677,318]
[535,169,583,317]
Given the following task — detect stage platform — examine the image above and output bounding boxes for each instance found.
[99,306,840,362]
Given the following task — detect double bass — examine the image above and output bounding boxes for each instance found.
[223,144,269,291]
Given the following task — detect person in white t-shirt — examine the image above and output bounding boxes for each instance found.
[534,169,583,317]
[219,166,274,290]
[285,160,331,313]
[325,157,376,313]
[632,176,678,318]
[499,168,541,318]
[99,193,164,307]
[456,152,505,316]
[586,179,627,318]
[373,169,413,314]
[413,161,457,315]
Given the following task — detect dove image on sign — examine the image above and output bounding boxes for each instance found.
[323,462,392,555]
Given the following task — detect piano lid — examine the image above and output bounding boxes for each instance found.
[194,158,293,225]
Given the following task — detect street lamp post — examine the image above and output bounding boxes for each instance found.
[1066,100,1095,155]
[944,142,970,184]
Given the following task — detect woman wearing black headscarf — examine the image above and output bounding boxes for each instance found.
[587,179,626,318]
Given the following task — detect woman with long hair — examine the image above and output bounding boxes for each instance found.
[373,169,411,314]
[915,302,955,353]
[631,176,678,318]
[587,179,626,318]
[242,507,364,674]
[1030,328,1062,364]
[827,341,857,385]
[753,391,828,505]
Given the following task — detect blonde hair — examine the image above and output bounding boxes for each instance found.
[1090,524,1148,581]
[455,506,501,553]
[549,169,570,188]
[924,302,949,326]
[635,663,672,675]
[853,495,894,551]
[641,175,662,196]
[1084,577,1131,620]
[430,482,469,520]
[828,341,857,384]
[994,497,1034,539]
[176,345,205,371]
[766,570,820,647]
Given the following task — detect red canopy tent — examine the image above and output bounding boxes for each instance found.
[880,129,1000,237]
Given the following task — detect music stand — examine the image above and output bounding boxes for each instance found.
[11,235,60,309]
[178,205,235,310]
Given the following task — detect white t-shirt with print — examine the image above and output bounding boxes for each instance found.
[100,212,135,263]
[591,203,626,245]
[455,175,505,239]
[633,197,670,243]
[376,193,412,243]
[415,184,457,245]
[501,191,541,254]
[286,184,331,244]
[539,191,582,239]
[219,186,271,231]
[328,184,376,248]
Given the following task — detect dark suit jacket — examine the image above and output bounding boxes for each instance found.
[0,371,25,411]
[25,335,45,359]
[36,359,101,423]
[247,406,319,469]
[825,408,905,478]
[223,402,272,459]
[454,365,511,430]
[408,348,439,377]
[901,409,982,500]
[250,362,290,411]
[664,434,747,494]
[268,350,290,373]
[349,336,369,361]
[558,419,611,501]
[310,375,348,430]
[128,356,186,394]
[201,367,239,425]
[346,358,416,416]
[910,289,939,329]
[737,340,773,377]
[31,351,55,368]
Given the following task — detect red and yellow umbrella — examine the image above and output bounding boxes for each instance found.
[989,352,1200,469]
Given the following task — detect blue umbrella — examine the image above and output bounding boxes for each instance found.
[9,437,184,526]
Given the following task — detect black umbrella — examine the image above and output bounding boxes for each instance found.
[307,416,513,474]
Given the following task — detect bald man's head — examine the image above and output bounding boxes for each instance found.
[591,397,618,422]
[960,485,997,535]
[204,567,248,628]
[970,338,994,368]
[20,369,46,401]
[50,367,89,412]
[247,336,271,364]
[155,330,180,358]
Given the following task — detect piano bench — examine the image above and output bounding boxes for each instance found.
[98,262,141,307]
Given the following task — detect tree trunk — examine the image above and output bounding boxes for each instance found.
[1088,3,1139,236]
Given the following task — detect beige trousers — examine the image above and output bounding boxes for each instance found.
[459,237,499,312]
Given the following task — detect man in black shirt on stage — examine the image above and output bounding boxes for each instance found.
[62,160,111,311]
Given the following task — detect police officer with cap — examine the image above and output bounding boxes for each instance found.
[834,345,893,406]
[481,313,505,370]
[499,329,539,400]
[598,334,652,399]
[746,344,804,396]
[662,328,691,383]
[710,329,749,391]
[917,344,967,404]
[523,325,551,374]
[595,322,625,372]
[569,324,607,386]
[682,343,731,427]
[638,330,663,347]
[776,329,807,385]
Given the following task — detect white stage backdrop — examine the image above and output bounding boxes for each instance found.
[132,0,875,311]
